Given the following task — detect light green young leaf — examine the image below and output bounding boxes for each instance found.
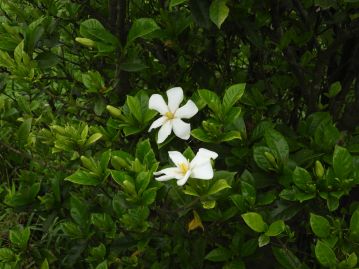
[65,170,100,186]
[265,220,285,237]
[327,81,341,97]
[207,179,231,195]
[258,234,270,247]
[198,89,222,114]
[241,212,267,233]
[209,0,229,29]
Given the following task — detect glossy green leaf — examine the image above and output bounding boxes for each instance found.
[127,18,160,44]
[258,234,270,247]
[241,212,267,233]
[65,170,100,186]
[265,220,285,237]
[315,240,336,267]
[333,145,353,179]
[310,213,331,238]
[207,179,231,195]
[222,83,245,111]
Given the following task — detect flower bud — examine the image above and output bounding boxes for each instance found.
[106,105,122,118]
[315,160,324,178]
[75,37,96,47]
[264,151,278,169]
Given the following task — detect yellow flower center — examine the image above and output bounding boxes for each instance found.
[179,163,189,174]
[165,111,174,120]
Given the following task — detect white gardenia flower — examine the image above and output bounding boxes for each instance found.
[148,87,198,144]
[154,148,218,186]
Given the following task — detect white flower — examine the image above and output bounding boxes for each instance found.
[148,87,198,144]
[154,148,218,186]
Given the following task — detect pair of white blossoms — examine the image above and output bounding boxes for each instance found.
[148,87,218,186]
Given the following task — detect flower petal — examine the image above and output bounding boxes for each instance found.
[149,94,169,115]
[157,120,172,143]
[172,118,191,140]
[168,151,188,167]
[149,116,167,132]
[175,100,198,119]
[191,161,214,179]
[177,170,192,186]
[190,148,218,168]
[166,87,183,113]
[154,167,183,181]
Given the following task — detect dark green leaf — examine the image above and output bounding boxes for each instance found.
[127,18,160,44]
[205,247,231,262]
[315,240,336,267]
[333,145,353,179]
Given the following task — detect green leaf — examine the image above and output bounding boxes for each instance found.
[205,247,231,262]
[127,18,160,45]
[272,247,306,269]
[315,240,336,267]
[170,0,188,7]
[142,188,157,205]
[126,95,142,122]
[292,167,315,192]
[333,145,353,179]
[241,181,256,206]
[96,260,108,269]
[80,19,118,46]
[265,220,285,237]
[241,212,267,233]
[65,170,100,186]
[207,179,231,195]
[253,146,274,171]
[350,209,359,242]
[119,60,148,72]
[191,128,214,142]
[0,248,15,262]
[9,227,30,249]
[40,259,49,269]
[310,213,331,238]
[221,131,242,142]
[327,81,341,97]
[264,129,289,164]
[86,133,103,146]
[209,0,229,29]
[198,89,222,114]
[258,234,270,247]
[17,118,32,147]
[183,186,200,196]
[222,83,245,111]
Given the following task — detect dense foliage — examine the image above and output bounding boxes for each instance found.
[1,0,359,268]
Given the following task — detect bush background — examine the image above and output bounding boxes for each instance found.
[0,0,359,268]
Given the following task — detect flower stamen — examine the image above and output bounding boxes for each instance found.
[179,163,189,174]
[165,111,174,120]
